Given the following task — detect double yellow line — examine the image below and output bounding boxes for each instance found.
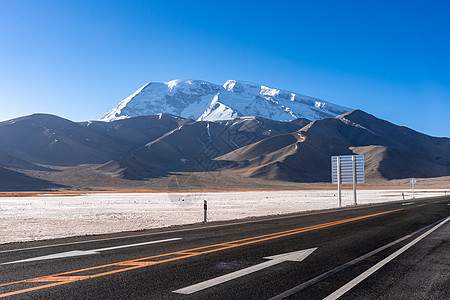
[0,208,403,298]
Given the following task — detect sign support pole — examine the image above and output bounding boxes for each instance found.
[337,157,341,208]
[352,155,357,205]
[410,178,416,199]
[332,155,364,209]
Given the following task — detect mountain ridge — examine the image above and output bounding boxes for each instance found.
[101,79,351,122]
[0,109,449,191]
[214,110,450,182]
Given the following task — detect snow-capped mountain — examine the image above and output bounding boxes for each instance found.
[101,79,351,122]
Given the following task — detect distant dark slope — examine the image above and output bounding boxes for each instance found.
[98,120,233,179]
[79,114,188,148]
[0,149,52,171]
[216,110,450,182]
[0,113,307,184]
[0,167,65,191]
[349,145,449,180]
[97,117,307,179]
[215,117,309,144]
[340,110,450,179]
[217,115,382,182]
[339,110,450,166]
[232,135,329,182]
[220,133,298,161]
[0,114,129,166]
[289,118,312,128]
[1,110,448,187]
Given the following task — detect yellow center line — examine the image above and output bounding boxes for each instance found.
[0,208,403,298]
[418,204,427,207]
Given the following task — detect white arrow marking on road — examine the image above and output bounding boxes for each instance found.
[173,248,317,295]
[1,238,182,265]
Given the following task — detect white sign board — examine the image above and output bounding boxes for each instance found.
[331,155,365,207]
[331,155,365,184]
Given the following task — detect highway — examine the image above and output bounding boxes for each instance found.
[0,195,449,299]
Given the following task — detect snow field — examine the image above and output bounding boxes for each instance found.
[101,79,350,122]
[0,189,446,244]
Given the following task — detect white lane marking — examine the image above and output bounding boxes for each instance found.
[92,238,181,252]
[1,238,182,265]
[401,202,414,206]
[323,216,450,300]
[269,217,445,300]
[173,248,317,295]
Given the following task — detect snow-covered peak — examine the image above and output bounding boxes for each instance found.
[101,79,221,122]
[201,80,351,121]
[222,79,236,91]
[165,79,214,92]
[224,80,297,101]
[223,80,260,94]
[101,79,352,122]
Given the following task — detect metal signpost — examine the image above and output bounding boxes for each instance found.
[332,155,365,207]
[410,178,416,199]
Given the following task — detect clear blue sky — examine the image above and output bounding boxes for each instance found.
[1,0,449,137]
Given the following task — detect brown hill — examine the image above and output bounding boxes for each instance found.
[339,110,450,166]
[0,149,52,171]
[0,110,448,190]
[97,117,307,179]
[0,166,65,191]
[215,110,450,182]
[79,114,188,149]
[0,114,128,166]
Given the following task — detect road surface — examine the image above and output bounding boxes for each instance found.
[0,195,449,299]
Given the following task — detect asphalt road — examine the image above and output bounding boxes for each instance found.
[0,195,449,299]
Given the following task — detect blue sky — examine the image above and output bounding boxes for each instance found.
[0,0,449,137]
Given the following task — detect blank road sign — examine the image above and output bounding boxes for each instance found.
[331,155,365,184]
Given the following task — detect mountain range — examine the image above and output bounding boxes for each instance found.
[0,113,449,191]
[0,79,449,191]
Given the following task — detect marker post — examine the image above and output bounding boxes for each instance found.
[203,200,207,223]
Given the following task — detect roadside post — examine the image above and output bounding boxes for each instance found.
[410,178,416,199]
[332,155,365,207]
[203,200,207,223]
